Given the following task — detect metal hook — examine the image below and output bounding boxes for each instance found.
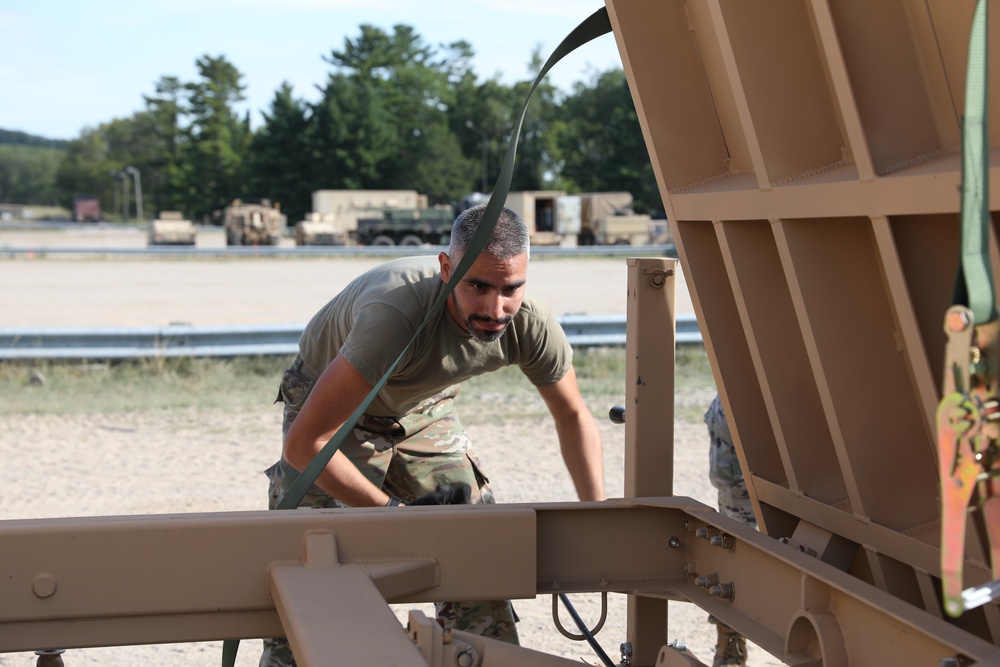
[551,591,608,640]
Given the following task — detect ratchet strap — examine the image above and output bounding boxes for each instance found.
[222,8,612,665]
[937,0,1000,618]
[954,0,995,325]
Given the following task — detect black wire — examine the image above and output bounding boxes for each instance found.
[557,593,616,667]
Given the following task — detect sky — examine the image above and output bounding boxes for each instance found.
[0,1,625,141]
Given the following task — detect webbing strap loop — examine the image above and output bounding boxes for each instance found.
[222,8,612,665]
[955,0,995,325]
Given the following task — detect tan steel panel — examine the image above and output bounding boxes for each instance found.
[824,0,951,174]
[715,0,846,186]
[607,0,733,198]
[610,0,1000,651]
[717,219,844,505]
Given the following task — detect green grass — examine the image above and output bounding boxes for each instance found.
[0,346,717,422]
[0,356,286,415]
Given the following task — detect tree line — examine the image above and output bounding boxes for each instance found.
[0,24,661,226]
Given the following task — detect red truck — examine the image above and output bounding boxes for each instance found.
[72,195,101,222]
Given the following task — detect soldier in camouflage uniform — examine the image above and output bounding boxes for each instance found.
[260,205,606,667]
[704,393,756,667]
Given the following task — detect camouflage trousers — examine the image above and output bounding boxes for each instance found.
[704,394,757,528]
[260,359,519,667]
[704,393,756,665]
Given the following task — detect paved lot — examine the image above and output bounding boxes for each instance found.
[1,225,693,327]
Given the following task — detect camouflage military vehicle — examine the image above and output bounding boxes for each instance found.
[222,198,286,246]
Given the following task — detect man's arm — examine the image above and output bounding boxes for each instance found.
[537,366,606,501]
[282,355,395,507]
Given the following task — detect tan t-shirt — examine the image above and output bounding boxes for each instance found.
[298,256,572,417]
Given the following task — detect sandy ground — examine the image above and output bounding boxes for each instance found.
[0,226,782,666]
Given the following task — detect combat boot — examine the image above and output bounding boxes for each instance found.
[709,616,748,667]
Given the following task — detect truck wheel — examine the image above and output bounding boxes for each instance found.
[400,234,424,246]
[226,232,242,246]
[371,235,395,246]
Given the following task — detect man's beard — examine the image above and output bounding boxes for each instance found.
[452,296,512,343]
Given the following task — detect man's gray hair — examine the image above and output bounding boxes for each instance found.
[449,204,530,260]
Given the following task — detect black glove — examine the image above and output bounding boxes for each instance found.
[408,483,472,506]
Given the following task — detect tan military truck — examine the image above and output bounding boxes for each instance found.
[147,211,196,246]
[577,192,667,246]
[294,212,349,246]
[222,198,286,246]
[503,190,666,246]
[503,190,581,246]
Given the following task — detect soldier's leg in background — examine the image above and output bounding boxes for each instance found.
[708,452,753,665]
[705,395,754,667]
[386,410,519,645]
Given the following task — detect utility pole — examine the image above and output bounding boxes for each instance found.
[109,171,120,221]
[121,171,129,222]
[465,120,489,194]
[125,166,144,222]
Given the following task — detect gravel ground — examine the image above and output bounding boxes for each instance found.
[0,225,782,667]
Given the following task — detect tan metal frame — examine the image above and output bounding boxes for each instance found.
[4,504,997,665]
[2,255,998,666]
[7,1,1000,665]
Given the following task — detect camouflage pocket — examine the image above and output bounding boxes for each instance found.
[396,385,461,435]
[708,432,744,490]
[278,369,313,409]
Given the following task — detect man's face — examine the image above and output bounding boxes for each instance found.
[439,250,528,343]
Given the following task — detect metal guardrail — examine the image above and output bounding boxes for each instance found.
[0,314,702,361]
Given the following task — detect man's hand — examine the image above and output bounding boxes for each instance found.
[408,483,472,505]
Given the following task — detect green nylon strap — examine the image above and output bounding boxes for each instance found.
[221,8,612,665]
[956,0,995,325]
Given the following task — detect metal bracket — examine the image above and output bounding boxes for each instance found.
[641,267,674,288]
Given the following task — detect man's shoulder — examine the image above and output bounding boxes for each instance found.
[353,256,441,294]
[367,255,440,279]
[516,292,556,322]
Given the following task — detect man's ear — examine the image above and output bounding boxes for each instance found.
[438,251,452,282]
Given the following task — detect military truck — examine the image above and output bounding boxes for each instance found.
[502,190,580,246]
[147,211,196,246]
[294,213,349,246]
[296,190,425,246]
[222,198,286,246]
[503,190,666,246]
[355,206,455,246]
[577,192,669,246]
